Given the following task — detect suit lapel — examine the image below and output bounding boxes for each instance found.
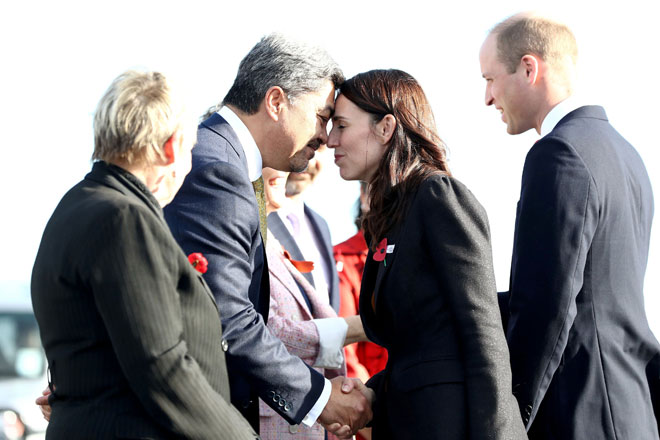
[200,113,247,170]
[303,205,338,306]
[267,244,314,320]
[267,212,315,287]
[286,258,336,320]
[197,272,219,309]
[371,225,403,306]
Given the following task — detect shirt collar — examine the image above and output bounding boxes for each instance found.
[540,95,582,137]
[278,198,306,222]
[218,106,262,181]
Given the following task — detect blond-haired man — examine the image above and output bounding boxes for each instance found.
[480,13,660,439]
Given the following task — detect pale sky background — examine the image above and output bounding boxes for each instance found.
[1,0,658,336]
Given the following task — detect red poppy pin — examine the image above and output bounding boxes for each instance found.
[188,252,208,274]
[373,238,388,266]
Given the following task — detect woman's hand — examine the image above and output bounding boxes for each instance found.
[343,315,368,345]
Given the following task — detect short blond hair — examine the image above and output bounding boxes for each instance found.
[92,70,184,166]
[491,13,578,74]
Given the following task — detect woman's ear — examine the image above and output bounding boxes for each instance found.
[375,114,396,145]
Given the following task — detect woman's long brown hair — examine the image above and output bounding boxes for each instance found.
[339,69,451,248]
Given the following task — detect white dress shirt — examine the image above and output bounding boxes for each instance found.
[540,96,585,138]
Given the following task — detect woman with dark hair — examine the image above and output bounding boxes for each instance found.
[328,69,526,439]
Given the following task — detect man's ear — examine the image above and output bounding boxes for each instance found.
[264,86,286,122]
[375,114,397,145]
[162,130,180,165]
[520,54,540,85]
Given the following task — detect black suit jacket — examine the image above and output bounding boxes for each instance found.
[267,205,340,312]
[164,114,325,429]
[504,106,660,439]
[31,162,257,439]
[361,174,527,440]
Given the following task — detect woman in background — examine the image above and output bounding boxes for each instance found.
[328,69,526,439]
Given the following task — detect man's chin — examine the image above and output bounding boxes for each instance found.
[288,158,310,174]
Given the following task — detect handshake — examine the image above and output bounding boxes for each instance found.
[37,376,375,438]
[319,376,376,439]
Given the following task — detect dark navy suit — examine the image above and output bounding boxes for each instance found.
[360,174,526,439]
[164,113,325,430]
[502,106,660,439]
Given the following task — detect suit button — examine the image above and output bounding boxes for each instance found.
[273,394,280,403]
[268,390,275,398]
[221,339,229,352]
[284,403,292,412]
[278,398,286,407]
[289,424,300,433]
[525,404,532,416]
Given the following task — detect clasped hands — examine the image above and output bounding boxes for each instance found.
[36,378,375,438]
[318,376,375,439]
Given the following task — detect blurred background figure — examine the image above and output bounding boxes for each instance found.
[268,147,341,313]
[260,167,367,439]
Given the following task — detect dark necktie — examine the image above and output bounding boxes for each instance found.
[252,176,267,245]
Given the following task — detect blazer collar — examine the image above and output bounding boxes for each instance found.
[200,112,249,173]
[266,241,314,320]
[217,106,262,181]
[85,161,165,222]
[545,105,608,137]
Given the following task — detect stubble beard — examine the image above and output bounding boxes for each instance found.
[288,139,321,173]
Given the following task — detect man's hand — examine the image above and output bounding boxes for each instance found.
[319,376,372,439]
[338,376,376,404]
[35,386,52,421]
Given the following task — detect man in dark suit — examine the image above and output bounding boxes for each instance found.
[31,70,257,439]
[164,34,370,438]
[268,151,341,312]
[480,13,660,439]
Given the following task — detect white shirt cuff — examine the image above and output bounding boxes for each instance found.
[302,377,331,426]
[312,317,348,369]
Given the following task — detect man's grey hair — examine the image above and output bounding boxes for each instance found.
[93,70,189,166]
[222,33,344,114]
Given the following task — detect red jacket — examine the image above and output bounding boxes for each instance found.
[334,230,388,382]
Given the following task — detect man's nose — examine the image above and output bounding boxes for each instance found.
[485,86,494,106]
[318,128,329,146]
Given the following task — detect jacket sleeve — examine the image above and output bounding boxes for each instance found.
[164,158,324,424]
[85,204,257,440]
[336,252,371,383]
[506,137,598,428]
[420,176,526,440]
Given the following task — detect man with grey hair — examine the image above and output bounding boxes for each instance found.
[165,34,371,438]
[480,12,660,439]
